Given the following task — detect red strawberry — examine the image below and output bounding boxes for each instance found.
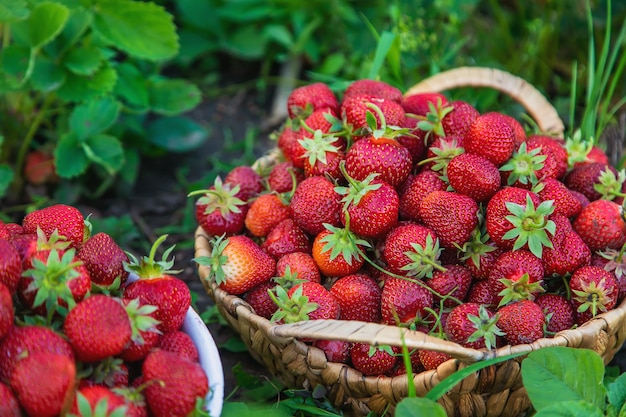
[574,145,610,167]
[224,165,263,201]
[460,232,503,281]
[159,331,199,362]
[143,349,209,417]
[427,264,473,307]
[22,204,86,248]
[290,175,342,236]
[441,100,479,137]
[0,220,10,240]
[190,176,249,237]
[444,303,503,349]
[397,115,427,163]
[4,223,23,237]
[497,300,545,345]
[276,251,321,283]
[313,339,351,363]
[8,232,36,264]
[397,171,447,222]
[278,126,307,169]
[487,250,545,307]
[287,82,338,119]
[350,343,398,376]
[300,133,345,179]
[382,222,444,278]
[24,149,57,185]
[447,152,501,202]
[64,294,132,362]
[243,281,279,320]
[466,280,496,307]
[573,199,626,251]
[537,178,583,218]
[119,298,162,363]
[526,134,568,179]
[464,112,516,166]
[535,293,575,333]
[268,161,304,193]
[70,386,131,417]
[542,215,591,276]
[330,273,382,322]
[570,265,619,324]
[123,236,191,332]
[564,162,623,202]
[77,232,129,286]
[0,239,21,293]
[418,190,479,248]
[273,281,341,323]
[0,382,20,417]
[0,284,13,340]
[10,351,76,417]
[381,276,434,326]
[311,226,367,277]
[261,218,311,259]
[343,79,403,103]
[200,234,275,295]
[420,135,464,174]
[244,193,291,237]
[0,325,74,382]
[499,141,556,188]
[419,349,451,370]
[500,114,526,147]
[341,95,405,138]
[402,92,449,116]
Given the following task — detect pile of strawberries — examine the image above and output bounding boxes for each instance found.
[0,205,209,417]
[193,78,626,376]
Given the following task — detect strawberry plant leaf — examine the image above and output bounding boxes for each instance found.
[532,400,604,417]
[146,116,209,152]
[83,134,125,175]
[92,0,179,61]
[607,372,626,414]
[31,56,66,92]
[11,2,69,48]
[395,398,447,417]
[69,97,121,141]
[1,45,30,86]
[57,8,92,47]
[63,45,103,76]
[55,132,89,178]
[0,0,28,22]
[56,65,117,102]
[148,78,202,116]
[0,164,14,198]
[114,62,150,111]
[521,347,606,412]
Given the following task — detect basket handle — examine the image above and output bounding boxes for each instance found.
[404,66,565,137]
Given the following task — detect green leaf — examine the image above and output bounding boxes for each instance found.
[63,45,102,75]
[148,79,202,116]
[0,164,14,198]
[220,336,248,353]
[113,62,149,111]
[177,29,216,64]
[367,30,396,80]
[264,24,293,49]
[395,397,447,417]
[11,1,69,48]
[224,26,268,59]
[1,44,31,82]
[119,147,139,186]
[608,372,626,412]
[56,65,117,102]
[533,400,605,417]
[175,0,216,30]
[92,0,178,61]
[82,134,124,175]
[58,8,92,48]
[69,97,121,140]
[0,0,29,22]
[55,133,89,178]
[31,55,66,92]
[145,116,209,152]
[521,347,606,411]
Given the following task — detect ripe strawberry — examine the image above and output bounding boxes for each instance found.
[336,170,399,239]
[350,343,398,376]
[397,171,447,222]
[123,236,191,332]
[444,303,503,349]
[573,145,610,167]
[382,222,444,278]
[159,330,199,362]
[526,134,568,179]
[300,133,345,179]
[0,239,21,293]
[542,215,591,276]
[4,223,23,237]
[564,162,623,202]
[77,232,129,286]
[420,135,464,175]
[0,284,13,340]
[427,264,473,307]
[276,251,321,283]
[311,225,368,277]
[0,382,20,417]
[402,92,449,116]
[268,161,304,193]
[441,100,479,137]
[224,165,264,201]
[190,176,249,237]
[119,298,162,362]
[487,249,545,306]
[290,175,342,236]
[343,79,403,103]
[499,141,552,188]
[535,293,575,333]
[70,386,130,416]
[0,325,74,382]
[64,294,132,362]
[418,190,479,248]
[243,281,279,320]
[419,349,452,370]
[22,204,86,248]
[330,273,382,322]
[459,230,503,280]
[447,152,501,202]
[277,126,307,169]
[287,82,338,119]
[500,114,526,147]
[313,339,351,363]
[10,351,76,417]
[537,178,583,218]
[8,232,36,264]
[381,276,434,326]
[244,193,291,237]
[261,218,311,259]
[272,282,341,323]
[0,221,9,240]
[466,279,496,307]
[573,199,626,251]
[397,115,427,163]
[143,349,209,417]
[341,95,405,138]
[570,265,619,324]
[24,149,57,185]
[464,112,516,166]
[497,300,545,345]
[199,234,275,295]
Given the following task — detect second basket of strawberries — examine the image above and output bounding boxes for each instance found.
[192,67,626,417]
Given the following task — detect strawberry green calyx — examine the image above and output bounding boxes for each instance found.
[124,235,182,279]
[594,168,626,201]
[69,393,128,417]
[89,356,127,387]
[401,233,447,278]
[319,222,370,266]
[499,142,547,186]
[598,245,626,281]
[417,136,464,178]
[572,278,615,317]
[335,161,382,209]
[415,98,454,142]
[198,234,229,286]
[466,305,504,350]
[365,102,412,140]
[457,226,496,270]
[187,176,246,216]
[35,227,71,251]
[273,265,306,290]
[298,129,341,168]
[497,273,545,307]
[124,298,161,343]
[564,129,594,168]
[269,285,318,323]
[503,195,556,258]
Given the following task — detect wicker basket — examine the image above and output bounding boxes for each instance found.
[194,67,626,417]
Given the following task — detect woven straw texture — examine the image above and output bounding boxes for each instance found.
[194,67,626,416]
